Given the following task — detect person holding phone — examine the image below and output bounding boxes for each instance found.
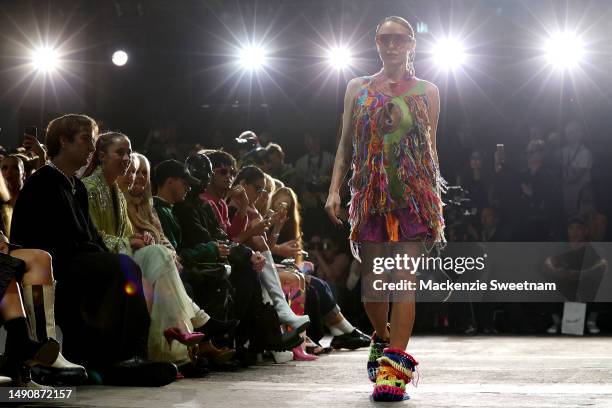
[22,126,47,170]
[325,16,446,402]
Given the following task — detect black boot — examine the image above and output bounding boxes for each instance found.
[101,357,178,387]
[196,317,240,338]
[4,317,59,367]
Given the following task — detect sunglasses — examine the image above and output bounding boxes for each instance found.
[376,33,415,47]
[213,167,237,177]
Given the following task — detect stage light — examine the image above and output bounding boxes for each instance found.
[544,32,584,69]
[327,47,352,70]
[31,47,59,72]
[432,38,466,70]
[238,45,266,70]
[112,50,129,66]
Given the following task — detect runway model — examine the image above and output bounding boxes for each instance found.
[325,16,446,402]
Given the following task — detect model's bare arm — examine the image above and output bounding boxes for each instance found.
[325,78,362,226]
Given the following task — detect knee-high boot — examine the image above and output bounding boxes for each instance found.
[22,282,88,385]
[258,251,309,332]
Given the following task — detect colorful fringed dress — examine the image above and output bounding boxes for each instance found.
[348,77,446,251]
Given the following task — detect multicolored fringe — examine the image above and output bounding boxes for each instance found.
[348,79,447,253]
[367,333,389,383]
[372,348,419,402]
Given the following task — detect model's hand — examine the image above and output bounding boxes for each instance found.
[325,192,343,226]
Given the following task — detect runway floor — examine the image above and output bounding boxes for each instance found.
[56,336,612,408]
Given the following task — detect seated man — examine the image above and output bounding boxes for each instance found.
[153,157,303,353]
[10,114,177,386]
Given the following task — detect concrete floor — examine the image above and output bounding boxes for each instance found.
[53,336,612,408]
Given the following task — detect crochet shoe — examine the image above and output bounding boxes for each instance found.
[367,332,389,382]
[371,348,418,402]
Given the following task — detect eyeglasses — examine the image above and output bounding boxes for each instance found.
[213,167,237,177]
[376,33,415,47]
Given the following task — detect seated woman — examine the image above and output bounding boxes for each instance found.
[270,187,370,353]
[228,166,309,333]
[81,132,224,367]
[0,244,59,387]
[120,153,236,365]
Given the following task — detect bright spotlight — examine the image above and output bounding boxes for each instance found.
[432,38,466,70]
[327,47,352,70]
[31,47,59,72]
[238,45,266,70]
[544,32,584,69]
[112,50,129,66]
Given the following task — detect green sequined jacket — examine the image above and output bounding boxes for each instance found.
[82,167,134,255]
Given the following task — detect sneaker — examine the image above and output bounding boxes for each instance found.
[330,329,371,350]
[586,320,600,335]
[546,323,560,334]
[270,351,293,364]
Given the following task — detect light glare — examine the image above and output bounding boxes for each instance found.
[31,47,59,72]
[545,32,584,69]
[327,47,352,70]
[112,50,129,66]
[239,45,266,70]
[432,38,466,70]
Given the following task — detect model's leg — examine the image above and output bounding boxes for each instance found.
[359,242,392,384]
[388,241,421,350]
[361,242,391,340]
[371,241,421,402]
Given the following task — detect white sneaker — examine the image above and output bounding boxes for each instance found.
[24,380,54,390]
[587,320,600,335]
[270,351,293,364]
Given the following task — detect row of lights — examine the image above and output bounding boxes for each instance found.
[30,31,584,73]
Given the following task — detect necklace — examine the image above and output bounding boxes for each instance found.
[49,162,77,195]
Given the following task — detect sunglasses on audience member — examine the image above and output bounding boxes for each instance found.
[376,33,415,47]
[213,167,237,177]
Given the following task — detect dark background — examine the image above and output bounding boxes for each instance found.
[1,0,611,178]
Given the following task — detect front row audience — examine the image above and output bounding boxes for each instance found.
[0,113,367,388]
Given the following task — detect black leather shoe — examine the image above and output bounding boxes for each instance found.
[198,318,240,338]
[268,330,304,351]
[31,364,88,386]
[102,357,177,387]
[330,328,371,350]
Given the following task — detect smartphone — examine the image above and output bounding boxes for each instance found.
[24,126,38,139]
